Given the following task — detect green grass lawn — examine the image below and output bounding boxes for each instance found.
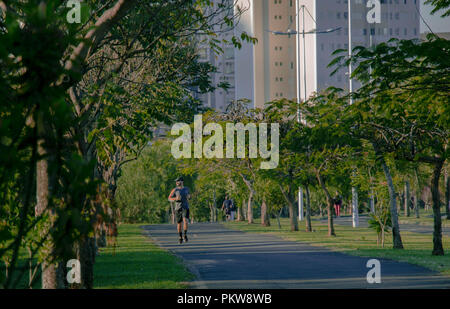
[94,224,194,288]
[396,209,450,227]
[7,224,193,289]
[224,218,450,276]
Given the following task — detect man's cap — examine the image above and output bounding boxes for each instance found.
[175,176,184,182]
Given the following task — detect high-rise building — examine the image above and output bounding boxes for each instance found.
[195,0,236,112]
[234,0,420,108]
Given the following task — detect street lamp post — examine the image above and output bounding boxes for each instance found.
[296,0,304,221]
[269,2,340,222]
[348,0,359,228]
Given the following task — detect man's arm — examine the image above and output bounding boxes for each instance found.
[168,188,177,201]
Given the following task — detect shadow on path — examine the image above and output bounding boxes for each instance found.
[141,223,450,289]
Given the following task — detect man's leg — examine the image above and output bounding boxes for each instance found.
[176,209,183,243]
[177,222,183,243]
[183,209,189,242]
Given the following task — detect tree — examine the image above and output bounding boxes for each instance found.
[0,0,255,288]
[332,29,449,254]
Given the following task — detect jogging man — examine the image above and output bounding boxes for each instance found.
[168,176,191,244]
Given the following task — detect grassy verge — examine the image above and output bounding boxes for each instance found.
[94,224,194,288]
[224,218,450,276]
[6,224,192,289]
[397,209,450,227]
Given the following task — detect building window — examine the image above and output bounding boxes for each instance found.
[225,62,234,74]
[198,48,208,60]
[224,47,234,60]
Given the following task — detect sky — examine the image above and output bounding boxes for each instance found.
[420,0,450,33]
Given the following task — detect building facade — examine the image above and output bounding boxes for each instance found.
[195,0,237,112]
[234,0,420,108]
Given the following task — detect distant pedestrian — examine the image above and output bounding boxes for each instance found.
[333,193,342,217]
[168,176,191,244]
[222,195,235,221]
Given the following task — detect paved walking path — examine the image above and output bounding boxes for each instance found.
[141,223,450,289]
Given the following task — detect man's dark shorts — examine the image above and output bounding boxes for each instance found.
[176,207,189,223]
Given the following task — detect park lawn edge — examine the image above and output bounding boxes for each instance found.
[93,223,195,289]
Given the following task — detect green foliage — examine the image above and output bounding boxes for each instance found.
[0,0,104,288]
[425,0,450,17]
[116,141,180,223]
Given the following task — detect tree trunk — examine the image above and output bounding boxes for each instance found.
[276,209,282,229]
[316,174,335,237]
[36,112,65,289]
[261,200,270,227]
[381,160,403,249]
[247,191,254,224]
[404,181,411,217]
[287,200,298,232]
[240,174,255,224]
[414,168,420,218]
[242,199,247,221]
[213,190,217,222]
[74,237,96,289]
[370,189,375,213]
[373,143,403,249]
[414,193,420,219]
[279,184,298,231]
[305,185,312,232]
[237,201,244,222]
[445,168,450,220]
[209,203,214,222]
[431,161,444,256]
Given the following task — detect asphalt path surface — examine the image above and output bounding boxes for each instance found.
[141,223,450,289]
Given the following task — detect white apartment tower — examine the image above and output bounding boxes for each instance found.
[234,0,420,108]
